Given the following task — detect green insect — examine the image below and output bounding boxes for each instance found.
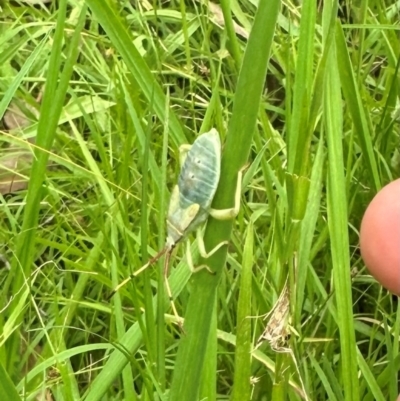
[110,129,244,318]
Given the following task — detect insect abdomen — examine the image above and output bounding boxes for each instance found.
[178,130,221,211]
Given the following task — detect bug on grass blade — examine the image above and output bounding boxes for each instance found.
[109,129,244,321]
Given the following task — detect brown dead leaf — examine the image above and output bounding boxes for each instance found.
[0,149,33,194]
[1,99,39,194]
[207,1,249,39]
[3,101,39,131]
[256,283,291,352]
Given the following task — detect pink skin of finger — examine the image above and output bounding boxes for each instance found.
[359,179,400,296]
[360,180,400,401]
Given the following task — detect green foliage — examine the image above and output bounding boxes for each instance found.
[0,0,398,400]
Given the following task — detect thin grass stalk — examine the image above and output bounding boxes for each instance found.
[156,99,170,389]
[219,0,242,70]
[83,245,196,401]
[325,21,360,401]
[356,348,386,401]
[287,0,316,174]
[0,360,21,401]
[199,309,217,400]
[295,139,325,327]
[110,225,137,400]
[169,0,281,399]
[6,2,85,377]
[0,34,48,119]
[84,0,186,147]
[335,23,381,191]
[231,221,253,401]
[140,118,157,371]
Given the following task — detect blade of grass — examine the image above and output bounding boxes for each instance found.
[121,78,163,196]
[84,0,186,147]
[219,0,242,69]
[6,2,87,376]
[110,225,137,400]
[356,347,386,401]
[139,115,157,374]
[9,4,85,294]
[231,221,253,401]
[17,343,114,392]
[169,0,281,399]
[324,21,360,401]
[295,138,324,327]
[199,309,217,400]
[287,0,316,174]
[335,22,381,191]
[310,355,339,401]
[0,361,21,401]
[0,32,49,119]
[282,0,318,281]
[82,244,196,401]
[155,96,170,390]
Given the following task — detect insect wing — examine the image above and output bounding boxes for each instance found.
[166,129,221,244]
[178,129,221,213]
[167,185,200,245]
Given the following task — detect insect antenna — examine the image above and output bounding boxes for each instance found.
[107,246,169,300]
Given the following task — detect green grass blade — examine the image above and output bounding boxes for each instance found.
[82,245,195,401]
[220,0,242,69]
[231,221,253,401]
[169,0,281,399]
[356,347,386,401]
[11,3,86,289]
[335,22,381,191]
[287,0,316,173]
[324,23,360,401]
[17,344,114,391]
[84,0,186,147]
[295,138,325,325]
[310,355,339,401]
[0,360,21,401]
[121,79,163,195]
[199,310,218,400]
[0,33,48,119]
[6,1,86,376]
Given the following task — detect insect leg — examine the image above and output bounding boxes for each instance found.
[184,230,229,274]
[197,229,229,259]
[179,144,192,166]
[209,165,245,220]
[163,249,182,327]
[184,239,213,273]
[107,247,168,300]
